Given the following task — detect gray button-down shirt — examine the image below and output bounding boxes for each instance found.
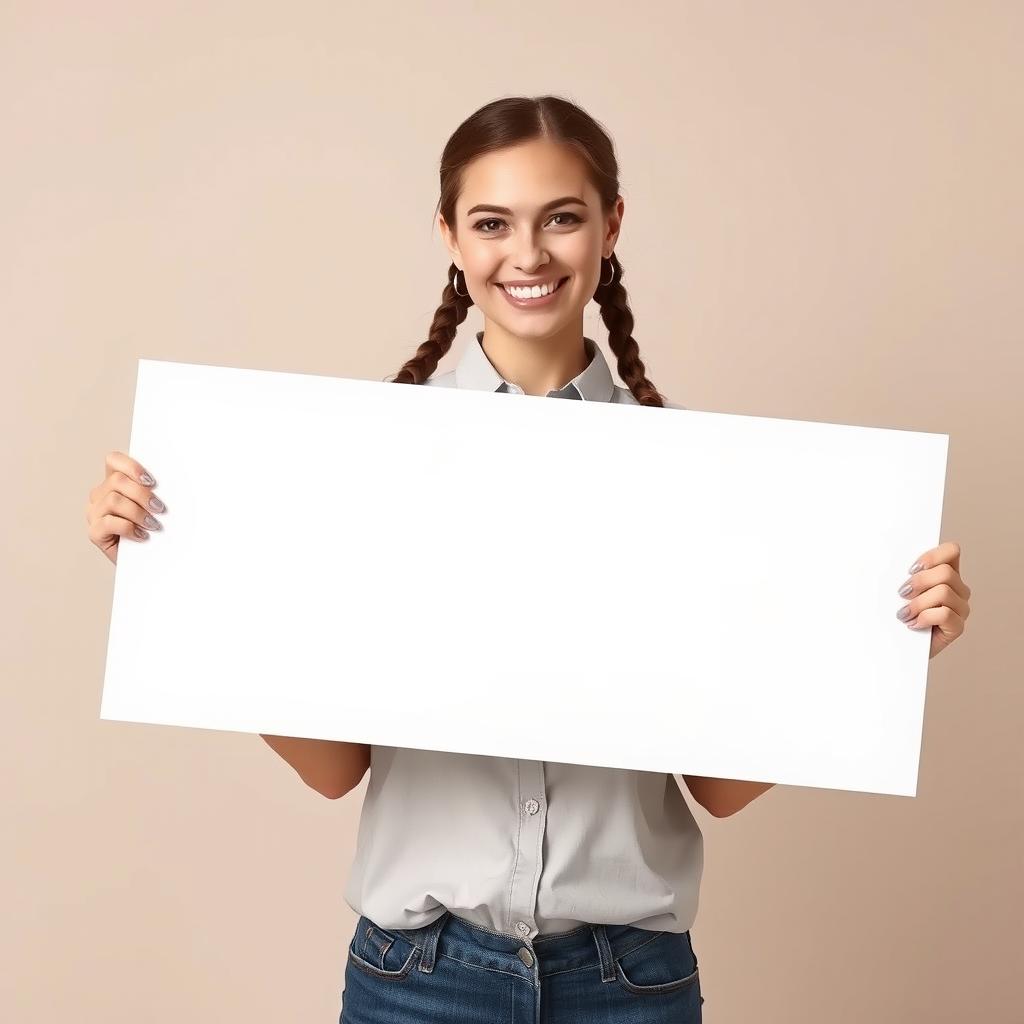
[344,332,703,940]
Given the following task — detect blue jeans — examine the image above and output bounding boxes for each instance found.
[340,908,703,1022]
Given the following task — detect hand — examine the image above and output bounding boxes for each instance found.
[896,541,971,659]
[85,451,166,565]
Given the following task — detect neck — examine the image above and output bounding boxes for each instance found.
[479,318,590,397]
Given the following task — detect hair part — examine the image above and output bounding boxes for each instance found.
[389,95,667,407]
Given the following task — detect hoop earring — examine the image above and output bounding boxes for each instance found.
[453,268,468,297]
[600,255,616,288]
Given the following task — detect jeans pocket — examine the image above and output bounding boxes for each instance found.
[348,917,421,982]
[613,930,700,996]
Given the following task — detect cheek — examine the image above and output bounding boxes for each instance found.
[463,256,501,291]
[564,239,602,279]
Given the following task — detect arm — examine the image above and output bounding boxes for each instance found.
[682,774,776,817]
[259,735,371,799]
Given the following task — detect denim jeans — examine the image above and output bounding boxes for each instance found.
[340,908,703,1022]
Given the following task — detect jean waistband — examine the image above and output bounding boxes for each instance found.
[386,909,670,982]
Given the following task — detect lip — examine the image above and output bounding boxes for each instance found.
[496,275,569,309]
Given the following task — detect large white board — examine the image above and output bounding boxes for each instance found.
[100,358,948,797]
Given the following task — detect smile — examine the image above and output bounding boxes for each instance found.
[496,276,569,309]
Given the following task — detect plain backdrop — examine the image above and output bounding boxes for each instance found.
[2,2,1021,1022]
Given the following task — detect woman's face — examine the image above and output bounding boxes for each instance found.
[438,138,623,343]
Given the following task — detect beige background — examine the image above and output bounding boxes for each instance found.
[3,2,1021,1021]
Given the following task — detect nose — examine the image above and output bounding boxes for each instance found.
[512,230,550,275]
[513,258,551,277]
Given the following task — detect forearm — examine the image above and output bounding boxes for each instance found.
[713,779,775,815]
[259,734,370,798]
[683,774,776,817]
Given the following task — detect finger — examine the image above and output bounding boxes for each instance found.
[905,605,964,644]
[99,490,164,535]
[901,561,971,603]
[87,510,152,545]
[97,459,167,518]
[908,541,961,575]
[899,583,970,627]
[105,449,157,489]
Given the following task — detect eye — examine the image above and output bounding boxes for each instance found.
[473,212,582,234]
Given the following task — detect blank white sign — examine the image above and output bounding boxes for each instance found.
[100,358,948,797]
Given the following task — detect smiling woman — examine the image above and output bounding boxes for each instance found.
[335,95,709,1024]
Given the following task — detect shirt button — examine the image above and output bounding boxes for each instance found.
[524,798,540,815]
[517,946,535,966]
[515,921,531,935]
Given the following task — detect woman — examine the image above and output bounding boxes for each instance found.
[85,95,971,1023]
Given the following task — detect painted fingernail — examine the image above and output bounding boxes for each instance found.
[133,526,149,539]
[139,472,155,486]
[898,581,913,597]
[148,496,165,513]
[896,605,913,620]
[909,561,923,574]
[143,514,161,529]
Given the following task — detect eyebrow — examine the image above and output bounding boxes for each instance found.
[465,196,588,217]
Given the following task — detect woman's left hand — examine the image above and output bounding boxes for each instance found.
[897,541,971,659]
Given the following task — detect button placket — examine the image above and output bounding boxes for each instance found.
[507,761,547,941]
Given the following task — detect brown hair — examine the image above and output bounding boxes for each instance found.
[389,95,667,407]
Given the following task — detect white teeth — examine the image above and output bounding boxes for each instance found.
[503,278,562,299]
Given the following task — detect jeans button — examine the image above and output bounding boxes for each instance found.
[517,947,534,966]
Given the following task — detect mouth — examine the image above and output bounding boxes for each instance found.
[496,275,570,308]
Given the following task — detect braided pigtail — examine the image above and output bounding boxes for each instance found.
[594,253,667,407]
[389,264,473,384]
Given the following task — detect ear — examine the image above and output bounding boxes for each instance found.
[438,213,462,268]
[603,195,624,255]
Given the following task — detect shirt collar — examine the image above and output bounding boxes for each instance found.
[454,330,616,402]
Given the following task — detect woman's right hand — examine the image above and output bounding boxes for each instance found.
[86,451,166,565]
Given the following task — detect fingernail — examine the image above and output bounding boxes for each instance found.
[148,496,165,513]
[143,514,161,529]
[139,472,155,486]
[133,526,149,539]
[909,561,923,574]
[896,605,912,620]
[898,581,913,597]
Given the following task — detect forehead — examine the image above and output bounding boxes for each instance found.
[456,140,595,215]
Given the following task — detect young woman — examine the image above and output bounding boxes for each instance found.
[86,95,971,1023]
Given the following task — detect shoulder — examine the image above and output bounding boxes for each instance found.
[612,385,687,409]
[423,368,457,387]
[381,369,457,387]
[383,373,684,406]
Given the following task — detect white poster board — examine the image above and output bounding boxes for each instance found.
[100,358,948,797]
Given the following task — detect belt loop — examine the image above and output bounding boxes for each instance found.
[417,909,450,973]
[591,924,616,983]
